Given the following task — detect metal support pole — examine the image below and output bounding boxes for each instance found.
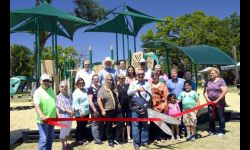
[165,46,170,76]
[194,63,198,90]
[110,45,114,69]
[36,18,41,87]
[116,33,119,64]
[55,33,58,75]
[134,36,136,52]
[127,34,129,63]
[88,46,92,70]
[122,33,125,60]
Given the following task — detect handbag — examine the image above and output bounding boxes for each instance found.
[130,88,152,114]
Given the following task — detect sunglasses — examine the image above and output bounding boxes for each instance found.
[107,79,113,81]
[43,80,51,83]
[137,73,144,76]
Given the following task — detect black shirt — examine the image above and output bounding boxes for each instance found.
[117,84,131,111]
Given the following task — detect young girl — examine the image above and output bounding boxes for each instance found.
[165,93,181,141]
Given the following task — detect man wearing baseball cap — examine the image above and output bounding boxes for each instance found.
[33,73,57,150]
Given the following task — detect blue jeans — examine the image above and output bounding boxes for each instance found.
[37,123,54,150]
[208,104,225,134]
[131,111,149,147]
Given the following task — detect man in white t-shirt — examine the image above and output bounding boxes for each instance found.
[75,60,95,90]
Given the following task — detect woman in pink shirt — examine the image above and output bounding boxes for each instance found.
[125,66,136,84]
[165,93,181,141]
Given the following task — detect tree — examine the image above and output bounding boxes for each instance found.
[141,11,240,70]
[73,0,107,22]
[10,44,34,77]
[42,45,80,70]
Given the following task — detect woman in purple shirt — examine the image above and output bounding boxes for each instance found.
[203,67,227,137]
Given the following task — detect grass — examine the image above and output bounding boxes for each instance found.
[10,87,240,150]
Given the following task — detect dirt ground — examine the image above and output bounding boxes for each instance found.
[10,87,240,150]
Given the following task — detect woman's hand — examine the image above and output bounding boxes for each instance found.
[101,110,106,116]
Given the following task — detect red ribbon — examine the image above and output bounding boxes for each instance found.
[45,101,217,128]
[172,101,216,118]
[44,117,162,128]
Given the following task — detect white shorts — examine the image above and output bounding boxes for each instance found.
[59,121,72,139]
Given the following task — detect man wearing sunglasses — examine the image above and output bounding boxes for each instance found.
[33,74,57,150]
[127,69,152,150]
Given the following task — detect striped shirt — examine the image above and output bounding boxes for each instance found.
[56,92,73,118]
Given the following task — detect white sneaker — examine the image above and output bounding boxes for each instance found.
[217,133,225,137]
[176,135,181,141]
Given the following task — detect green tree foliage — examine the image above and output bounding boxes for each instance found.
[141,11,240,70]
[10,44,34,77]
[73,0,107,22]
[41,45,79,70]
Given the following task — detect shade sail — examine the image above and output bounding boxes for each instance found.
[85,4,162,36]
[179,45,236,65]
[11,3,94,40]
[123,6,163,36]
[85,14,134,35]
[141,40,236,65]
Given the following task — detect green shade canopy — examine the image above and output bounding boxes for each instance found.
[85,14,134,35]
[121,5,163,36]
[85,4,162,36]
[11,16,71,39]
[11,2,94,40]
[179,45,236,65]
[141,40,236,65]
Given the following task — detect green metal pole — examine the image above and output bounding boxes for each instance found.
[122,34,125,60]
[89,46,92,70]
[110,45,114,69]
[116,33,119,64]
[63,54,66,80]
[128,49,131,65]
[134,36,136,52]
[194,63,198,91]
[127,34,129,60]
[36,18,41,87]
[165,46,170,76]
[52,20,55,63]
[55,33,58,75]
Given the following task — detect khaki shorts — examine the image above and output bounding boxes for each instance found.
[183,111,197,127]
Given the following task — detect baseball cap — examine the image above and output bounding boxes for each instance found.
[139,58,146,63]
[40,74,51,81]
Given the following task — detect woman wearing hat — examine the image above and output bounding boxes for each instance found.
[33,74,56,150]
[98,57,117,85]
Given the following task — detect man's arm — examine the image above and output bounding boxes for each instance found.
[34,104,47,121]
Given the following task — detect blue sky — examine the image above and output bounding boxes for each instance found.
[10,0,240,64]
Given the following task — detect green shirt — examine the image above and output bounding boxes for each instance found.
[33,87,56,123]
[178,90,199,110]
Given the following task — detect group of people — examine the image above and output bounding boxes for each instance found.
[33,57,228,150]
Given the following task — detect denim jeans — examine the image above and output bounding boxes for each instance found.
[131,111,149,147]
[208,104,225,134]
[37,123,54,150]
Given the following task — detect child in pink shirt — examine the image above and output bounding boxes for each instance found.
[165,93,181,141]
